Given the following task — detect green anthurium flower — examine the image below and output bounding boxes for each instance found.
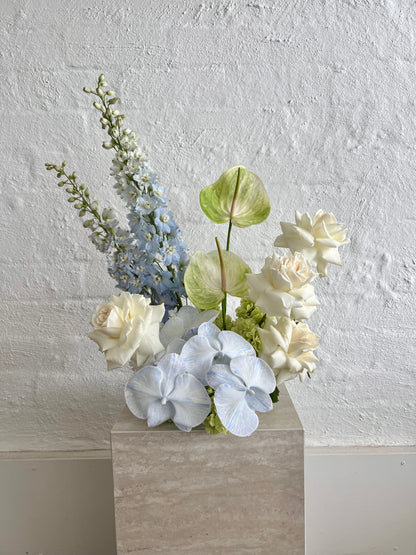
[184,249,251,310]
[199,165,271,228]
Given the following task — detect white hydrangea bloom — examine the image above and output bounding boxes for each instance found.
[246,252,319,320]
[259,317,319,385]
[274,210,349,277]
[160,306,219,347]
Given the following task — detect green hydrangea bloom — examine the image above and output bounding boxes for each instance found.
[226,299,266,354]
[229,318,262,353]
[235,298,265,325]
[204,388,229,435]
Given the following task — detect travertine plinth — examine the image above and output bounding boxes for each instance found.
[111,384,304,554]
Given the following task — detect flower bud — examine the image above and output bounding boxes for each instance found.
[93,102,103,111]
[102,141,114,149]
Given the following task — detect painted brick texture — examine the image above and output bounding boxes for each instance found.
[1,0,415,450]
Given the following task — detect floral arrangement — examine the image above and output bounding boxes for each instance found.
[46,75,349,437]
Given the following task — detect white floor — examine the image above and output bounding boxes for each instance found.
[0,448,415,555]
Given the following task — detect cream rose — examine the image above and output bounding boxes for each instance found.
[259,316,319,385]
[88,292,165,370]
[274,210,349,277]
[246,252,319,320]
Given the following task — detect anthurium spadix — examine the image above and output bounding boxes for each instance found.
[184,249,251,310]
[199,166,271,228]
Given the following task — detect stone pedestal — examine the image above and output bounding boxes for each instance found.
[111,384,304,554]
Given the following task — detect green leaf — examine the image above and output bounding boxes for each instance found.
[184,250,251,310]
[199,166,271,228]
[270,386,280,403]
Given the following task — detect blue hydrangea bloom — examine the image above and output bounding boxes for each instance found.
[125,353,211,431]
[207,356,276,437]
[181,322,256,385]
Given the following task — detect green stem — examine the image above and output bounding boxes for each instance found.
[61,169,122,251]
[215,237,227,330]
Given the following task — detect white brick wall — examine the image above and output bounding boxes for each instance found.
[1,0,415,450]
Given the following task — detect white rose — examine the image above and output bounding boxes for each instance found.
[88,292,165,370]
[259,317,319,385]
[246,252,319,320]
[274,210,349,277]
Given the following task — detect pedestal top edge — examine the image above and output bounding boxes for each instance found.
[111,383,304,435]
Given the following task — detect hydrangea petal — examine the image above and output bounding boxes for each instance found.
[245,388,273,413]
[230,356,276,393]
[147,399,174,427]
[218,330,256,359]
[156,353,186,398]
[197,322,222,349]
[125,366,163,419]
[165,338,186,355]
[160,307,219,346]
[214,384,259,437]
[206,363,246,391]
[169,374,211,430]
[160,314,187,347]
[180,335,216,383]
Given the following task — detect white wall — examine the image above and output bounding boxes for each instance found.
[1,0,415,451]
